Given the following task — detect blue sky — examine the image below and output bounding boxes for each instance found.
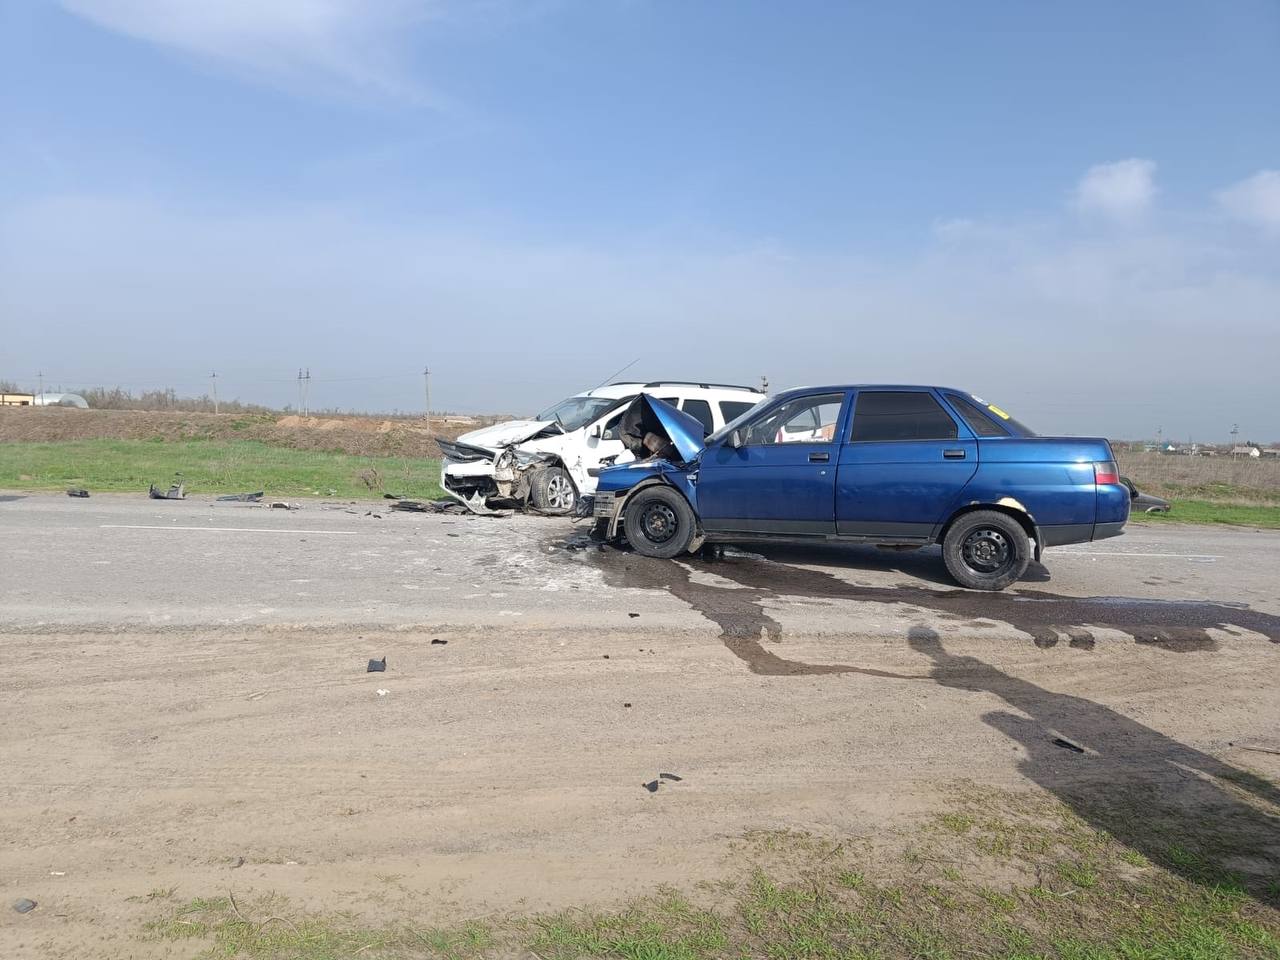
[2,0,1278,439]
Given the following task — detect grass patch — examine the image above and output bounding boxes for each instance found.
[1128,499,1280,528]
[148,788,1280,960]
[0,438,444,500]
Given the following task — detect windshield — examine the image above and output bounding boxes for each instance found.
[534,395,630,432]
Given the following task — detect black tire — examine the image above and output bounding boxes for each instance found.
[529,467,576,515]
[623,486,696,559]
[941,510,1030,591]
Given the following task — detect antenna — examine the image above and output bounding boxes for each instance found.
[210,371,218,415]
[423,365,432,434]
[593,357,640,390]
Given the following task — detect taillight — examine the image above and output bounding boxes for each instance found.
[1094,461,1119,485]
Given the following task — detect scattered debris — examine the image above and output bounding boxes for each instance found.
[642,780,660,793]
[148,483,185,500]
[1052,736,1086,754]
[623,702,632,708]
[659,772,683,782]
[643,772,684,793]
[363,511,383,519]
[383,493,404,500]
[628,612,640,618]
[430,638,448,645]
[13,898,37,914]
[49,871,66,877]
[390,499,429,512]
[65,487,89,498]
[216,491,263,502]
[230,857,245,870]
[602,654,610,659]
[376,688,390,697]
[367,657,386,673]
[270,501,298,510]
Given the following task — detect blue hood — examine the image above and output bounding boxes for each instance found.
[619,394,706,463]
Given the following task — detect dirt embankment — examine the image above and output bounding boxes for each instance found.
[0,408,505,459]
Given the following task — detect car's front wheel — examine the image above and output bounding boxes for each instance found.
[530,467,577,515]
[623,486,696,559]
[941,510,1030,591]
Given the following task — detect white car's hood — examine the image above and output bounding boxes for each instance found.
[457,419,559,449]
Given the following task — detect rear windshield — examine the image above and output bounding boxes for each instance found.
[949,393,1036,437]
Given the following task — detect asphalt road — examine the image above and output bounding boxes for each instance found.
[3,493,1278,639]
[2,493,1278,958]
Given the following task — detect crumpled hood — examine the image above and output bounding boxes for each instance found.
[618,394,706,463]
[456,419,557,449]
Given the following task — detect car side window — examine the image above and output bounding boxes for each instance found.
[849,391,958,442]
[741,394,845,445]
[719,400,757,424]
[681,398,714,436]
[658,396,680,406]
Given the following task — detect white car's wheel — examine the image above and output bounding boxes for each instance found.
[530,467,576,515]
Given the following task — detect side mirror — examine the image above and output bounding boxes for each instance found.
[728,429,744,449]
[589,424,602,440]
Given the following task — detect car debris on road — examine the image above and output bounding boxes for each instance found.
[148,482,185,500]
[367,657,386,672]
[216,491,264,502]
[66,487,89,498]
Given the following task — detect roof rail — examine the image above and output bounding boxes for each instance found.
[609,380,761,392]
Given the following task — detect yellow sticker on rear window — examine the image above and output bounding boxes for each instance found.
[986,404,1011,420]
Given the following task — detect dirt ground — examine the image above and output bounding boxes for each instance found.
[1,497,1278,958]
[0,407,505,458]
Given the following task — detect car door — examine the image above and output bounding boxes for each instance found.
[696,391,850,536]
[835,389,977,538]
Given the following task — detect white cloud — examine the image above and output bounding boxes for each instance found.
[1072,158,1157,221]
[1216,170,1280,231]
[58,0,441,101]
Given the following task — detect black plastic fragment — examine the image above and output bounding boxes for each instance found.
[1052,736,1085,754]
[66,487,89,498]
[430,638,447,645]
[13,899,36,914]
[216,491,263,502]
[628,613,640,618]
[367,658,386,673]
[659,772,682,782]
[642,780,659,793]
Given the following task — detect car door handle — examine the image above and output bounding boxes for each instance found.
[808,451,830,463]
[943,449,966,459]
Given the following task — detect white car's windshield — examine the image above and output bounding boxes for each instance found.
[535,395,627,432]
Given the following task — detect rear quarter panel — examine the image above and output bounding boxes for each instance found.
[959,438,1112,530]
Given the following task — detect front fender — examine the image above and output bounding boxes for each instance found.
[597,461,700,539]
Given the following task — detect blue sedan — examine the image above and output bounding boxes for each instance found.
[591,386,1130,590]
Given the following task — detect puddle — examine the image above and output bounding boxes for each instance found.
[550,534,1280,676]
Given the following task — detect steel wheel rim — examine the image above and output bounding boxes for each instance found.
[961,527,1011,574]
[639,502,678,543]
[546,474,574,510]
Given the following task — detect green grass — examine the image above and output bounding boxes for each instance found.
[0,438,444,500]
[1128,500,1280,529]
[146,787,1280,960]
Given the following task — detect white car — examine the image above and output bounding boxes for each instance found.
[437,381,764,514]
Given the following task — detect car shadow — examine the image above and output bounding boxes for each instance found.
[906,626,1280,905]
[726,540,1052,587]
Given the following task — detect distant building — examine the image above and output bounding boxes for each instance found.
[1230,445,1262,459]
[1,393,36,406]
[33,393,90,409]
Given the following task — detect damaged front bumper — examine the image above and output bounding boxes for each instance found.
[437,438,556,514]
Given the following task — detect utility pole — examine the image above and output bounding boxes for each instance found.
[297,368,304,413]
[423,366,432,434]
[1230,423,1240,455]
[37,371,44,398]
[303,368,311,417]
[210,371,219,415]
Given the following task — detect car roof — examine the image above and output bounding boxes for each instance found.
[771,384,969,398]
[582,381,764,400]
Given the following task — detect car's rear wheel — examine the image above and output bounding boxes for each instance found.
[941,510,1030,591]
[529,467,577,515]
[623,486,696,559]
